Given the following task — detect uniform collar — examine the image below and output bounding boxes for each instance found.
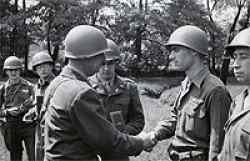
[89,73,125,95]
[232,88,249,113]
[187,67,209,88]
[60,65,88,83]
[96,72,115,88]
[38,73,55,88]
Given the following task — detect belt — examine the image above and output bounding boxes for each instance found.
[180,154,207,161]
[170,150,207,161]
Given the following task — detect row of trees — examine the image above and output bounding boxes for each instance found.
[0,0,250,82]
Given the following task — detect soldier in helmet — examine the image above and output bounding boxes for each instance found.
[217,27,250,161]
[0,56,35,161]
[23,51,55,161]
[43,25,154,161]
[88,39,145,161]
[143,25,232,161]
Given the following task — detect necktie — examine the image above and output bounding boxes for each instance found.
[104,82,112,93]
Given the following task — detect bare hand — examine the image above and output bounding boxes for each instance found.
[138,131,158,152]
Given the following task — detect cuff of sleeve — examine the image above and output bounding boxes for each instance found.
[153,130,161,141]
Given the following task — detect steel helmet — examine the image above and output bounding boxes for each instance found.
[165,25,209,56]
[31,51,53,70]
[226,27,250,50]
[65,25,109,59]
[105,39,121,61]
[3,56,23,70]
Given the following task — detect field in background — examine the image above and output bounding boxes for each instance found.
[0,77,246,161]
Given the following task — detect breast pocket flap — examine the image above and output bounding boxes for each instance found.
[184,97,205,118]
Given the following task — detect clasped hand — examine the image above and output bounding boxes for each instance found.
[138,131,158,152]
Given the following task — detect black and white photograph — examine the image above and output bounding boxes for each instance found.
[0,0,249,161]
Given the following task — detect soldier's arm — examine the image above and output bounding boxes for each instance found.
[153,104,177,141]
[208,86,232,161]
[124,83,145,135]
[69,88,144,156]
[152,91,181,141]
[0,85,7,117]
[19,84,36,114]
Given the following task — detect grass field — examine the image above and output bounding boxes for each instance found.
[0,77,246,161]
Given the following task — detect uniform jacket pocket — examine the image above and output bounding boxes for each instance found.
[235,121,250,160]
[183,96,208,138]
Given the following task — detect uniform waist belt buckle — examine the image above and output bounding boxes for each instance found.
[179,151,204,161]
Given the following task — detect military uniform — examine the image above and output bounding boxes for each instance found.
[89,74,145,160]
[44,66,143,161]
[0,78,35,161]
[218,89,250,161]
[34,73,55,161]
[154,67,232,161]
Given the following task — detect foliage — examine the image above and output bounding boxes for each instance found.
[0,0,30,71]
[0,0,229,76]
[100,0,226,76]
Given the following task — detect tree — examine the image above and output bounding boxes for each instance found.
[0,0,226,77]
[0,0,33,71]
[217,0,247,84]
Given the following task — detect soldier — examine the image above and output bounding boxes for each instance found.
[217,27,250,161]
[43,25,154,161]
[0,56,35,161]
[144,25,232,161]
[88,39,145,161]
[23,51,55,161]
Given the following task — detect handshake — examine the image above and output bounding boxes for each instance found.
[138,131,158,152]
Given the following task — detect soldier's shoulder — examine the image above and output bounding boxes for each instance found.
[206,73,225,87]
[64,80,97,103]
[58,78,92,95]
[203,73,227,92]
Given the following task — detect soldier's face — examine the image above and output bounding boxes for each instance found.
[35,63,53,79]
[98,59,116,81]
[5,69,21,80]
[168,46,194,71]
[232,47,250,84]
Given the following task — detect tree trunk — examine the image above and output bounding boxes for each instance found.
[205,0,218,75]
[23,0,29,71]
[46,20,52,55]
[52,44,59,62]
[134,0,143,62]
[11,0,19,55]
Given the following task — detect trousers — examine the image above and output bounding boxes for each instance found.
[1,124,35,161]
